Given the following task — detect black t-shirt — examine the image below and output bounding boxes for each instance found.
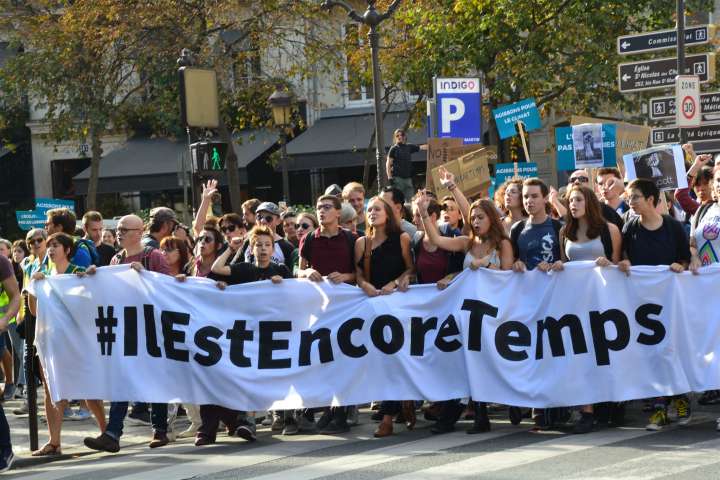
[388,143,420,179]
[96,244,117,267]
[601,203,624,232]
[227,262,292,285]
[622,215,690,266]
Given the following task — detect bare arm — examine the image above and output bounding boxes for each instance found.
[0,276,20,330]
[499,239,514,270]
[210,247,233,276]
[193,179,218,238]
[386,154,394,180]
[355,237,379,296]
[608,223,622,264]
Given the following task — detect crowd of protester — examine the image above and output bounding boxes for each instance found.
[0,136,718,470]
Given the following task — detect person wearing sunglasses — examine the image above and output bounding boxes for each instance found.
[192,225,223,278]
[281,211,299,247]
[240,202,296,272]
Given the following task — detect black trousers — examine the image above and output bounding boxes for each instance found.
[198,405,242,439]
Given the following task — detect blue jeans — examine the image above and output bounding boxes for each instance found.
[106,402,167,439]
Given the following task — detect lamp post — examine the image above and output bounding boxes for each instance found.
[268,87,294,203]
[321,0,403,191]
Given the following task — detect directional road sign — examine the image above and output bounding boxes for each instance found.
[618,53,715,93]
[617,24,715,55]
[651,123,720,145]
[650,91,720,120]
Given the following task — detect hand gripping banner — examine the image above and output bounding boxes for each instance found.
[29,263,720,410]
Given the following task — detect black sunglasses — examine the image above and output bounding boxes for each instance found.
[295,222,312,230]
[27,238,44,245]
[571,176,589,183]
[198,235,215,243]
[258,214,275,223]
[221,224,238,233]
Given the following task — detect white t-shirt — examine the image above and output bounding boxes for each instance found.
[692,203,720,266]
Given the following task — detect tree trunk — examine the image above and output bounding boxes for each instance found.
[218,120,242,214]
[86,127,103,211]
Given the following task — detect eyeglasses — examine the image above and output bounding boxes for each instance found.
[117,227,141,234]
[295,222,312,230]
[258,214,275,223]
[198,236,215,243]
[316,204,334,211]
[571,176,589,183]
[26,238,44,245]
[221,224,238,233]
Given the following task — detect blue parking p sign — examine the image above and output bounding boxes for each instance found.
[435,77,482,144]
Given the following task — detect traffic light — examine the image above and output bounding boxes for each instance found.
[190,141,228,173]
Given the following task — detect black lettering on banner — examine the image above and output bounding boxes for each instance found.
[635,303,666,346]
[410,316,437,356]
[259,321,292,369]
[536,314,588,359]
[143,304,162,357]
[370,315,404,355]
[194,326,223,366]
[435,314,462,352]
[337,318,367,358]
[299,328,334,366]
[123,306,138,356]
[590,309,630,366]
[226,320,254,367]
[495,321,531,361]
[161,311,190,362]
[462,299,499,352]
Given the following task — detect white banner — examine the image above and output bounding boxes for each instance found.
[30,263,720,410]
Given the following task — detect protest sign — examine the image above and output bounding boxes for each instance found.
[623,144,688,191]
[556,124,617,171]
[572,123,605,168]
[31,263,720,410]
[571,116,650,175]
[431,147,495,198]
[426,138,463,177]
[492,98,542,140]
[494,162,539,189]
[35,197,75,213]
[15,210,46,230]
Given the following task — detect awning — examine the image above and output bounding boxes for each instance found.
[74,130,277,194]
[285,107,426,171]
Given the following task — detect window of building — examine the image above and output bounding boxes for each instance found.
[342,24,374,107]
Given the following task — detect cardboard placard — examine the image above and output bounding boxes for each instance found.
[623,144,688,192]
[431,146,496,199]
[426,138,463,174]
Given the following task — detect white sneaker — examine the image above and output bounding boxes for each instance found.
[178,426,199,438]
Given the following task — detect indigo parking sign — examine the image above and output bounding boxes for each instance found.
[435,77,482,144]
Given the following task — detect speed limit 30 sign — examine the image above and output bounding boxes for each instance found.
[676,75,701,127]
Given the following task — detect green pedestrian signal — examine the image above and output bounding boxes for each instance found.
[211,147,222,170]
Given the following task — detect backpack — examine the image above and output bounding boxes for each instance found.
[691,202,715,233]
[302,228,357,274]
[73,237,99,266]
[114,246,155,270]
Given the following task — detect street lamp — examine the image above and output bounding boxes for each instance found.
[321,0,403,191]
[268,87,294,203]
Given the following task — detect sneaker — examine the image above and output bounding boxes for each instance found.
[2,385,16,401]
[12,402,28,416]
[84,433,120,453]
[14,385,24,400]
[0,449,14,473]
[319,420,350,435]
[75,408,92,420]
[298,414,317,433]
[282,417,299,436]
[178,425,199,438]
[128,410,151,426]
[646,407,669,431]
[149,431,169,448]
[508,406,522,426]
[235,424,257,442]
[65,409,90,421]
[270,412,284,432]
[347,405,359,426]
[573,412,594,434]
[674,398,692,426]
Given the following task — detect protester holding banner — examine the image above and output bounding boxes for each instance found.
[84,215,169,453]
[0,255,18,471]
[192,225,223,277]
[160,236,192,277]
[618,179,691,431]
[354,196,414,438]
[689,165,720,271]
[29,233,105,456]
[550,184,622,434]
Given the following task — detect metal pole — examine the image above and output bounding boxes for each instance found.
[281,132,290,203]
[25,313,38,451]
[368,26,387,190]
[677,0,686,145]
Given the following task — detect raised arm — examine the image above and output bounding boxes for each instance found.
[193,179,218,238]
[437,166,471,227]
[415,192,469,252]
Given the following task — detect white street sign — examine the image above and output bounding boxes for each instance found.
[676,75,701,127]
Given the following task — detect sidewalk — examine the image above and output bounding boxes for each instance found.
[5,392,194,469]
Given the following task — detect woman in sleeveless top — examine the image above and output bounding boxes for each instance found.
[411,197,452,284]
[415,191,513,434]
[550,184,621,434]
[355,197,414,438]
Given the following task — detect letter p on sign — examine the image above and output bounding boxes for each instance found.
[676,75,701,127]
[441,98,465,133]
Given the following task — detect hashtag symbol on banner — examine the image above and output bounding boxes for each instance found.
[95,306,118,356]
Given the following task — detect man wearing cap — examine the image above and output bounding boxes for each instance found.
[242,202,296,271]
[143,207,178,249]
